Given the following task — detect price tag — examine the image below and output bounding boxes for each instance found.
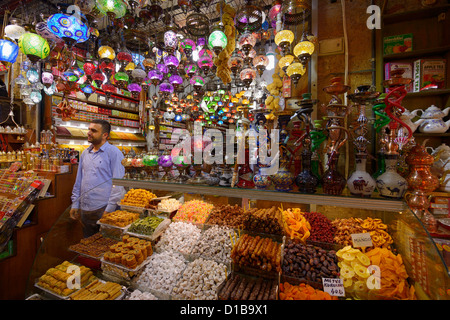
[322,278,345,297]
[351,232,373,248]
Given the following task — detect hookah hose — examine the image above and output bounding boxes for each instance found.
[384,85,413,140]
[372,100,391,133]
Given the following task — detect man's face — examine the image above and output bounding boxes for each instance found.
[87,123,107,145]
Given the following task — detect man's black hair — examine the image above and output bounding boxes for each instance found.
[91,119,111,135]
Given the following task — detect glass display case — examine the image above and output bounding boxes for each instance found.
[25,177,450,300]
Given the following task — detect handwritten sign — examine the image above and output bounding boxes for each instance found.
[351,232,373,248]
[322,278,345,297]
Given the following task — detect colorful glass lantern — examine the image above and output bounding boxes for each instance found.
[179,38,196,57]
[117,51,133,70]
[239,48,256,65]
[190,75,205,92]
[83,59,97,79]
[96,0,127,19]
[124,62,136,76]
[208,24,227,55]
[157,63,168,74]
[142,57,156,72]
[185,63,198,77]
[63,69,79,82]
[91,70,105,88]
[0,39,19,63]
[293,33,315,66]
[238,32,256,56]
[253,54,269,76]
[159,82,174,97]
[274,29,295,55]
[240,68,256,87]
[114,71,129,88]
[268,3,282,29]
[228,54,243,77]
[4,19,25,40]
[163,54,179,73]
[131,66,147,82]
[98,45,116,62]
[169,74,184,91]
[18,33,50,63]
[286,62,305,84]
[35,21,63,44]
[41,71,54,87]
[198,54,214,74]
[128,83,142,98]
[99,60,115,80]
[131,52,145,68]
[80,83,95,98]
[47,13,90,47]
[164,29,178,54]
[278,54,294,72]
[148,69,163,86]
[102,83,116,96]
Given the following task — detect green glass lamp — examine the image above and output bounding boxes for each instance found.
[208,23,227,56]
[18,33,50,63]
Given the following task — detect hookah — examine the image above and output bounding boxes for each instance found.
[321,77,351,196]
[346,85,380,197]
[290,93,320,193]
[375,69,412,199]
[372,93,390,179]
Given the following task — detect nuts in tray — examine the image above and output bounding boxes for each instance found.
[120,188,157,208]
[230,233,281,273]
[218,273,278,300]
[69,233,118,258]
[37,261,96,297]
[70,279,122,300]
[243,207,283,235]
[127,216,165,236]
[103,235,152,270]
[98,210,140,227]
[205,204,246,229]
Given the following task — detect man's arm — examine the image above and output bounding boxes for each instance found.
[71,152,84,210]
[105,148,125,213]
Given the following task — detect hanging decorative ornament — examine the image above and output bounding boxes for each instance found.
[131,66,147,82]
[41,71,54,87]
[208,23,228,56]
[190,75,205,92]
[96,0,127,20]
[98,45,116,62]
[18,33,50,63]
[240,68,256,88]
[286,61,305,84]
[114,71,130,89]
[142,57,156,72]
[169,74,184,92]
[91,70,105,88]
[228,53,244,78]
[164,29,178,54]
[159,82,174,97]
[47,13,90,48]
[294,33,315,66]
[185,12,210,38]
[117,51,133,71]
[80,83,95,99]
[4,18,25,40]
[185,63,198,78]
[128,83,142,98]
[0,39,19,64]
[278,54,294,72]
[197,53,214,75]
[253,50,269,76]
[35,21,64,46]
[148,69,163,86]
[83,58,97,81]
[275,29,295,56]
[179,38,196,58]
[163,54,179,73]
[238,32,256,56]
[234,0,263,33]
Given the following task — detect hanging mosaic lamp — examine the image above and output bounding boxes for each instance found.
[169,74,183,91]
[286,61,305,84]
[114,71,129,88]
[96,0,127,20]
[47,13,90,47]
[159,82,174,97]
[83,59,97,80]
[275,29,295,56]
[4,18,25,40]
[41,71,54,87]
[293,33,315,66]
[148,69,163,86]
[278,54,294,72]
[164,29,178,54]
[117,51,133,70]
[190,75,205,92]
[80,83,95,99]
[128,83,142,98]
[91,70,105,88]
[240,68,256,88]
[98,45,116,62]
[63,69,80,82]
[35,21,64,45]
[208,24,227,56]
[179,38,196,58]
[238,32,256,56]
[18,33,50,63]
[163,55,179,73]
[131,66,147,82]
[253,53,269,76]
[197,54,214,74]
[142,57,156,72]
[0,39,19,64]
[184,63,198,78]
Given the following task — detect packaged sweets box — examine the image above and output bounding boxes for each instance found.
[385,61,413,92]
[413,59,446,92]
[383,33,413,55]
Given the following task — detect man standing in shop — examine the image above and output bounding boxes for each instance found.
[69,119,125,237]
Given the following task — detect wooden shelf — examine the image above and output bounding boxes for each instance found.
[404,88,450,98]
[382,4,450,24]
[383,45,450,62]
[112,179,407,212]
[54,94,139,114]
[413,132,450,137]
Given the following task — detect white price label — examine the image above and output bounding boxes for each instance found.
[351,232,373,248]
[322,278,345,297]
